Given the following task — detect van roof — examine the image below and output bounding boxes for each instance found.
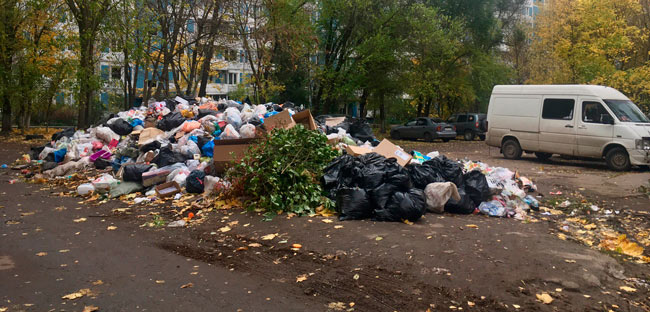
[492,85,629,100]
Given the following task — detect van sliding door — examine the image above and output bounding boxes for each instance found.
[539,98,577,155]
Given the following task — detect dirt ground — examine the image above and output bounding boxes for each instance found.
[1,138,649,311]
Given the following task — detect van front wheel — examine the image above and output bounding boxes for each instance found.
[502,139,522,160]
[605,147,631,171]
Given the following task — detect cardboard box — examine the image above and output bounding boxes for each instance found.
[213,138,259,173]
[292,109,317,130]
[373,139,412,167]
[138,128,165,146]
[263,109,318,132]
[155,181,181,198]
[263,110,295,131]
[345,145,372,156]
[142,169,171,187]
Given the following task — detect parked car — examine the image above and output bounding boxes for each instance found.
[390,117,456,142]
[486,84,650,171]
[447,113,487,141]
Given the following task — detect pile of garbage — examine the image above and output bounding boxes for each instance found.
[322,146,539,222]
[23,96,306,200]
[321,117,380,149]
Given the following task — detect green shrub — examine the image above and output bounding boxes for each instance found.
[226,125,340,217]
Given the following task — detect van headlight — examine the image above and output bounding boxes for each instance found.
[636,139,650,150]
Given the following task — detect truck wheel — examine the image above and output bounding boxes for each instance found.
[605,147,631,171]
[423,132,433,142]
[502,138,522,160]
[535,152,552,161]
[391,131,400,140]
[464,130,475,141]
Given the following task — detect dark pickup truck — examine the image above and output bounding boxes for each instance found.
[447,113,487,141]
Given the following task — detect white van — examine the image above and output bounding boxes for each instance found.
[486,85,650,170]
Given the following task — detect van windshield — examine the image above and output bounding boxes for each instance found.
[603,100,650,123]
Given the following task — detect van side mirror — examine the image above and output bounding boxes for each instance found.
[601,114,614,125]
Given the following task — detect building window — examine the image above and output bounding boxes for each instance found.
[100,65,109,80]
[111,67,122,80]
[542,99,575,120]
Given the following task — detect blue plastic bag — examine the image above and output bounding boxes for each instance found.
[201,140,215,157]
[188,136,198,144]
[53,148,67,163]
[130,118,144,128]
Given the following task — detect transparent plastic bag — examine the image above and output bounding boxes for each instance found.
[239,124,256,139]
[220,124,241,140]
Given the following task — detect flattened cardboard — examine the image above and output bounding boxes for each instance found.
[213,138,259,173]
[138,128,165,146]
[263,110,295,131]
[325,117,346,127]
[345,145,372,156]
[373,139,412,167]
[292,109,317,130]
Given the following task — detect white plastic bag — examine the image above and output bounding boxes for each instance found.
[39,147,56,160]
[220,124,241,140]
[239,124,256,139]
[225,107,242,129]
[424,182,461,213]
[94,126,120,144]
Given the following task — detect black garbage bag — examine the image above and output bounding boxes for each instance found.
[272,104,283,112]
[152,145,188,167]
[283,101,295,108]
[157,112,185,131]
[109,119,133,136]
[94,158,111,170]
[217,102,228,111]
[355,153,388,189]
[374,189,426,222]
[123,163,153,182]
[164,99,177,112]
[186,170,206,193]
[444,187,475,214]
[424,156,463,186]
[321,154,355,193]
[198,109,218,119]
[196,136,212,150]
[30,145,47,160]
[349,119,375,142]
[248,117,263,126]
[140,140,161,153]
[463,170,490,206]
[51,127,75,141]
[406,163,445,189]
[336,188,373,221]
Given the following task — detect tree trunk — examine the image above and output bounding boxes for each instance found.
[359,88,368,119]
[424,97,432,117]
[416,96,423,117]
[77,33,94,129]
[379,93,386,134]
[198,44,215,97]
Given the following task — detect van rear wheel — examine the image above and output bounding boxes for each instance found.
[535,152,552,161]
[502,139,522,160]
[464,130,475,141]
[605,147,631,171]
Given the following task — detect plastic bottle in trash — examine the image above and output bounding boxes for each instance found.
[77,183,95,195]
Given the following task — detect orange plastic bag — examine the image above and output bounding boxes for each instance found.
[181,121,201,133]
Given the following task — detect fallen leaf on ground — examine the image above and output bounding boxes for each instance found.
[73,218,87,223]
[467,301,475,307]
[62,288,92,300]
[512,304,521,309]
[536,293,553,304]
[564,259,576,263]
[218,226,231,233]
[261,233,278,240]
[59,249,70,253]
[375,236,383,241]
[0,307,7,312]
[619,286,636,292]
[466,224,479,229]
[248,243,262,248]
[106,226,117,231]
[92,280,103,285]
[403,219,413,225]
[82,305,99,312]
[557,233,567,240]
[583,224,597,230]
[296,274,308,282]
[36,252,47,256]
[181,283,194,289]
[155,280,165,284]
[334,225,343,229]
[321,219,333,223]
[291,243,302,249]
[353,273,359,280]
[327,302,346,310]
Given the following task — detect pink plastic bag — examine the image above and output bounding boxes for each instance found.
[90,150,111,162]
[182,121,201,133]
[92,141,104,151]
